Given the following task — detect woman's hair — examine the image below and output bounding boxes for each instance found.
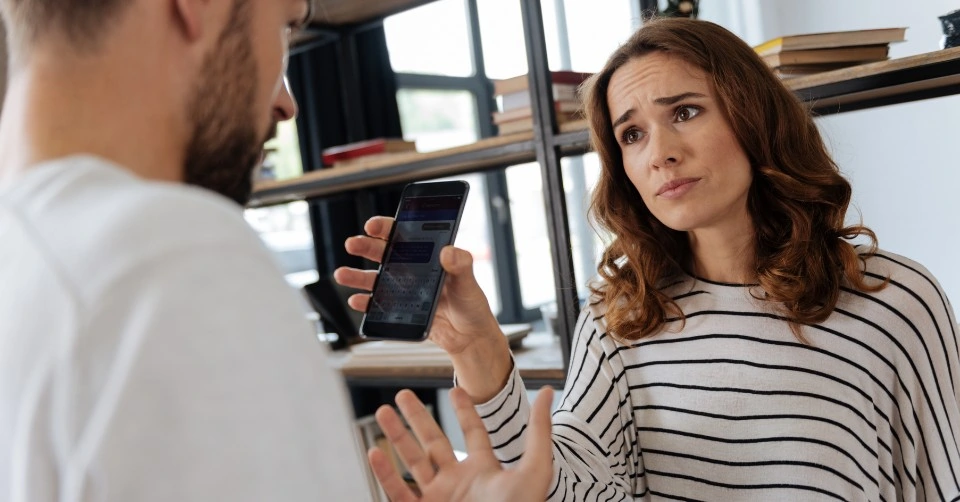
[584,17,885,341]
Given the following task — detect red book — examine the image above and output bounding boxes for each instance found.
[321,138,417,166]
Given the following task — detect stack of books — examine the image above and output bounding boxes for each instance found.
[321,138,418,167]
[754,27,906,78]
[491,70,592,135]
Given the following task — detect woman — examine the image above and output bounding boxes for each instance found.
[337,18,960,501]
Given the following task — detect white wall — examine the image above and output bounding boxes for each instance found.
[702,0,960,305]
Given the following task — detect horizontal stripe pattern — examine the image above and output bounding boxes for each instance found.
[475,249,960,501]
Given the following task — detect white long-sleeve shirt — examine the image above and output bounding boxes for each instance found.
[478,249,960,501]
[0,156,371,501]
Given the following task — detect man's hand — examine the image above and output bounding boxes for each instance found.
[368,386,555,502]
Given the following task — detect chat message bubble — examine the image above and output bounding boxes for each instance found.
[389,241,435,264]
[422,222,451,231]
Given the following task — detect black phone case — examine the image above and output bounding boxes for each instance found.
[359,180,470,341]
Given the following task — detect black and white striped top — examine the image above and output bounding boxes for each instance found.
[476,249,960,501]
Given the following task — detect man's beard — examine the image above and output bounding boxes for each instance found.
[183,0,272,206]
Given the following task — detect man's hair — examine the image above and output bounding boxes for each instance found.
[1,0,132,53]
[583,17,886,341]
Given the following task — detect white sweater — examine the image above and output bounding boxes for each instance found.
[0,157,370,501]
[478,250,960,501]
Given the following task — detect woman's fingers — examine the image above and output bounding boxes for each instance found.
[375,402,438,487]
[515,387,555,479]
[450,387,494,458]
[346,293,370,314]
[368,447,419,502]
[363,216,395,240]
[395,390,459,469]
[344,235,389,264]
[333,267,379,292]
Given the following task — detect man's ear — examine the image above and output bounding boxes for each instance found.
[172,0,205,41]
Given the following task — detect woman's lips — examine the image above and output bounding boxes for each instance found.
[656,177,701,199]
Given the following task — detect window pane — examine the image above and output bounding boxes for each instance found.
[396,89,478,151]
[445,172,500,315]
[394,88,497,314]
[561,0,636,72]
[506,162,556,309]
[244,201,318,290]
[509,154,610,309]
[563,153,608,300]
[478,0,634,79]
[259,120,304,182]
[385,0,474,77]
[477,0,530,79]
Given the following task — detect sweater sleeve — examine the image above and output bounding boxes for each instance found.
[475,306,639,501]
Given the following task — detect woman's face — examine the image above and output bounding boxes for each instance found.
[607,52,753,236]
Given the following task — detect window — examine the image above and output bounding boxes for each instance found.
[260,120,305,181]
[245,200,318,290]
[396,89,478,152]
[384,0,474,77]
[246,120,316,290]
[386,0,504,315]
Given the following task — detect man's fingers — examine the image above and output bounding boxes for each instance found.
[516,386,555,474]
[375,402,437,487]
[345,235,389,264]
[395,390,459,469]
[363,216,395,240]
[333,267,378,292]
[368,448,419,502]
[450,387,494,457]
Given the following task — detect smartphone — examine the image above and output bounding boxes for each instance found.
[359,180,470,341]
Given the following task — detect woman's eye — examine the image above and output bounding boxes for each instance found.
[675,105,701,122]
[622,129,643,144]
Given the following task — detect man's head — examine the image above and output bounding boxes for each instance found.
[1,0,312,205]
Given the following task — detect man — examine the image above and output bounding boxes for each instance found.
[0,0,373,499]
[0,0,553,500]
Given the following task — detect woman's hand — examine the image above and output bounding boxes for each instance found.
[369,386,555,502]
[334,216,513,402]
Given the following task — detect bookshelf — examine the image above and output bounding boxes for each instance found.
[252,46,960,208]
[275,0,960,390]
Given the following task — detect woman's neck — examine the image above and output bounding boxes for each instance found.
[687,219,757,285]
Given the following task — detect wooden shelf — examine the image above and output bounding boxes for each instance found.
[787,46,960,114]
[326,332,566,388]
[251,132,535,207]
[250,48,960,207]
[309,0,438,27]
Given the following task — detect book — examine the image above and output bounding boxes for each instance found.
[500,83,580,111]
[321,138,417,166]
[771,63,858,78]
[762,44,890,67]
[495,112,581,135]
[493,70,593,96]
[492,100,582,124]
[754,27,906,56]
[343,324,533,367]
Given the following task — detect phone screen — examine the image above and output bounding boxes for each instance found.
[361,181,469,340]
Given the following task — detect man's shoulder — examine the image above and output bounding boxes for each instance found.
[7,156,269,293]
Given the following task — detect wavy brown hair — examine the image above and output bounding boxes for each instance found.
[585,17,885,341]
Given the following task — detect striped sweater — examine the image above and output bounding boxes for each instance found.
[476,250,960,501]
